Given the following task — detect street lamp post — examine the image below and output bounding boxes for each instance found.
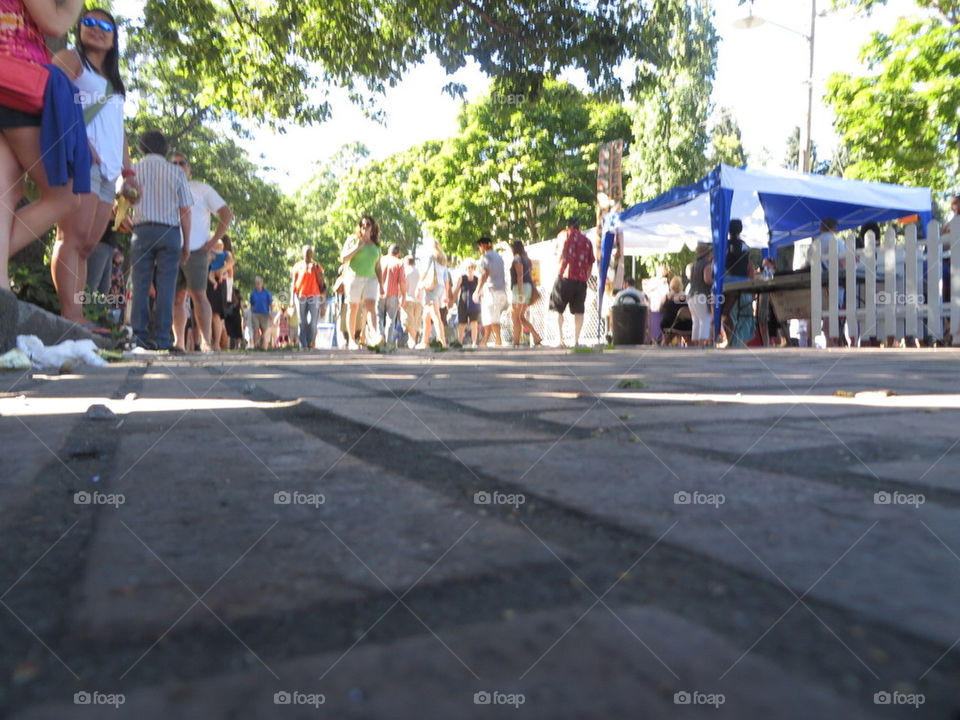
[734,0,816,173]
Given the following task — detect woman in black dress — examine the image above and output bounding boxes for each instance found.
[451,259,481,346]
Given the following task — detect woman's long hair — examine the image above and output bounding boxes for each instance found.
[358,215,380,245]
[511,240,527,258]
[76,8,126,96]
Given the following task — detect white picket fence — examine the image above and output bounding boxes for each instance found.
[810,217,960,346]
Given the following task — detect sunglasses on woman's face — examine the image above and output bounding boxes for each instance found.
[82,17,115,32]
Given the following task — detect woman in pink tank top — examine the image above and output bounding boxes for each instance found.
[1,0,84,291]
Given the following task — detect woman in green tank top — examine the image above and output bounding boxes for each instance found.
[339,215,382,348]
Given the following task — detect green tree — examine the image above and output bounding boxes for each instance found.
[624,0,718,202]
[825,0,960,194]
[294,143,373,272]
[410,80,631,256]
[327,145,436,257]
[709,107,747,168]
[126,115,303,297]
[129,0,697,126]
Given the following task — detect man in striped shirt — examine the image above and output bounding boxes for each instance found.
[128,131,192,350]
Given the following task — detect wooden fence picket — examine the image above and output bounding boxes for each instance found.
[926,221,942,342]
[863,230,877,342]
[882,227,897,342]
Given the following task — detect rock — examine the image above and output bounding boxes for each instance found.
[0,288,18,353]
[85,404,117,421]
[16,299,113,349]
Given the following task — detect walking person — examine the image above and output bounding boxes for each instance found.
[1,0,89,290]
[473,236,508,347]
[51,7,138,326]
[169,152,232,352]
[291,245,324,349]
[340,215,381,348]
[249,275,273,350]
[128,131,192,350]
[417,237,448,348]
[551,218,594,347]
[402,255,421,348]
[379,243,406,346]
[451,260,480,346]
[510,240,541,347]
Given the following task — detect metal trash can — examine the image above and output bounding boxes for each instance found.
[611,302,648,345]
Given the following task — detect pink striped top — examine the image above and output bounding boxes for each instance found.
[0,0,50,65]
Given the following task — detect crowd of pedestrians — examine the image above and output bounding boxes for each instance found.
[0,1,603,354]
[309,214,596,351]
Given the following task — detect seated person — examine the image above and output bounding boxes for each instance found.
[807,217,846,268]
[661,276,691,331]
[613,277,648,305]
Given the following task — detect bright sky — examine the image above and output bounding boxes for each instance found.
[117,0,918,194]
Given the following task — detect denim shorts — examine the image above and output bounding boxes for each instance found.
[90,163,117,204]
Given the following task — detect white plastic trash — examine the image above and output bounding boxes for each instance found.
[16,335,106,370]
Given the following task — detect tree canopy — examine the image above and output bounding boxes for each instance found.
[624,0,716,202]
[825,0,960,194]
[130,0,694,126]
[409,80,632,256]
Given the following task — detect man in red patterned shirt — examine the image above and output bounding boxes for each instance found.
[551,217,595,346]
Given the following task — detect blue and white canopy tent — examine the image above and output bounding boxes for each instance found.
[598,164,933,337]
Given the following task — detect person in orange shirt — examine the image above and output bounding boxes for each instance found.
[379,243,407,346]
[291,245,325,349]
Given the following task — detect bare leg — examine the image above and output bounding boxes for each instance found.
[433,305,446,346]
[362,298,378,341]
[52,192,98,321]
[210,314,223,349]
[512,304,522,345]
[556,313,565,346]
[173,289,188,350]
[421,306,433,346]
[347,302,360,346]
[573,313,584,346]
[521,306,540,345]
[4,126,76,256]
[79,200,114,284]
[0,135,19,290]
[191,289,213,349]
[469,320,478,345]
